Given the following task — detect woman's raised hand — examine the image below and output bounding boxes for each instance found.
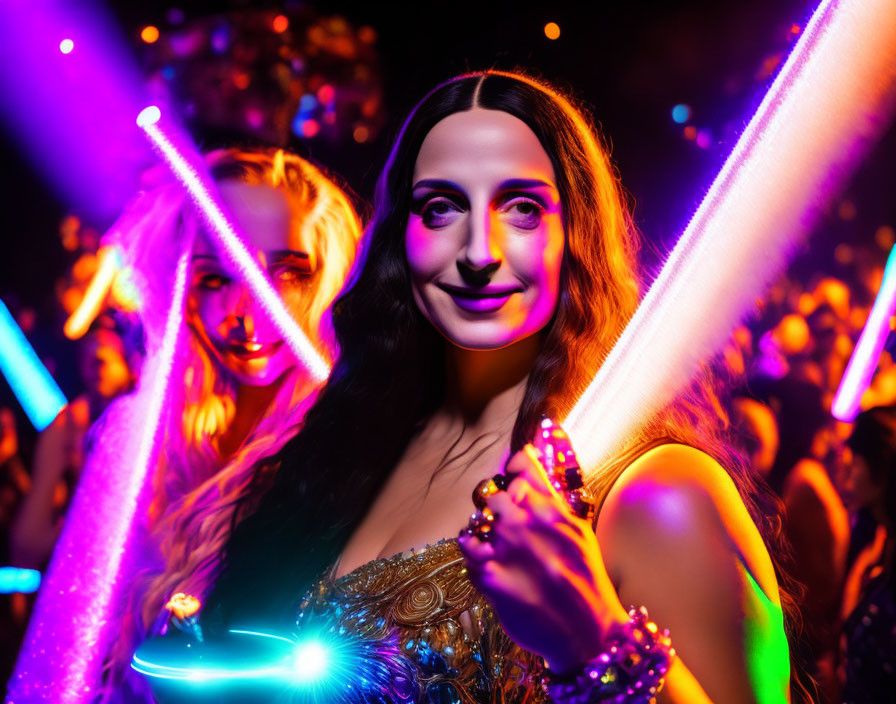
[458,426,629,674]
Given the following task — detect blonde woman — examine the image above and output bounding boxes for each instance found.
[100,147,362,699]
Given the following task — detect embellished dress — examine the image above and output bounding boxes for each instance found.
[297,537,547,703]
[138,538,547,703]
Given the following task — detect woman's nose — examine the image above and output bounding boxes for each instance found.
[220,287,257,340]
[458,211,501,285]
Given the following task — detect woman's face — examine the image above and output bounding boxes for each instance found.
[405,108,565,351]
[844,452,885,511]
[187,181,316,386]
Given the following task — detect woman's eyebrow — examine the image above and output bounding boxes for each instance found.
[498,178,557,192]
[411,178,464,193]
[268,249,310,262]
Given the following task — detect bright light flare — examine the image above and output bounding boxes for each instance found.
[831,245,896,421]
[293,640,328,682]
[137,107,330,382]
[59,38,74,54]
[132,625,397,701]
[564,0,896,472]
[0,299,68,430]
[63,245,122,339]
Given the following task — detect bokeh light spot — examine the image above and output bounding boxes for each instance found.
[671,104,691,124]
[272,15,289,33]
[353,125,369,143]
[59,38,74,54]
[544,22,560,40]
[140,26,160,44]
[837,199,857,220]
[683,125,697,141]
[358,26,377,44]
[317,84,335,104]
[696,129,712,149]
[301,119,320,138]
[875,225,896,249]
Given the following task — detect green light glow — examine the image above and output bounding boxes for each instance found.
[744,570,790,704]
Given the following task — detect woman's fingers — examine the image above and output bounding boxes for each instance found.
[458,531,495,565]
[506,444,572,504]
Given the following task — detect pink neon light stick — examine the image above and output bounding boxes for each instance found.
[831,247,896,421]
[136,106,330,383]
[8,242,192,702]
[564,0,896,472]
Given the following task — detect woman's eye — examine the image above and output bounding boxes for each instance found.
[420,199,462,228]
[503,199,544,230]
[197,273,229,291]
[272,266,309,285]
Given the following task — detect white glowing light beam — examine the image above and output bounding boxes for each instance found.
[564,0,896,472]
[137,108,330,382]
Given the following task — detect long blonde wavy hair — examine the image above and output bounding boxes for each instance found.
[100,147,362,697]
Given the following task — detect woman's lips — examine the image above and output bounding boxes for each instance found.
[436,283,523,313]
[219,339,284,360]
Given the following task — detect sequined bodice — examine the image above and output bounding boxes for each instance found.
[298,538,547,704]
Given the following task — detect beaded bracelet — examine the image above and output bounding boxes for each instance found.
[541,607,674,704]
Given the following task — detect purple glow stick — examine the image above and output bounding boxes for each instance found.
[137,106,330,383]
[7,242,192,702]
[831,246,896,421]
[565,0,896,471]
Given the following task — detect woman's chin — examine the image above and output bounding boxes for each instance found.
[221,358,295,387]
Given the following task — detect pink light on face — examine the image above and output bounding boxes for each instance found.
[831,246,896,421]
[7,243,191,701]
[137,106,330,382]
[564,0,896,473]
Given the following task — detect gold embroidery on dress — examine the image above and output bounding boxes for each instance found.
[299,539,547,703]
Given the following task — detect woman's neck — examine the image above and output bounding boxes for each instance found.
[217,379,284,461]
[441,334,540,433]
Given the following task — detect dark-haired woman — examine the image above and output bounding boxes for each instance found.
[840,406,896,703]
[139,72,798,703]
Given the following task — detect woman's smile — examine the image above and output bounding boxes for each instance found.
[436,282,525,313]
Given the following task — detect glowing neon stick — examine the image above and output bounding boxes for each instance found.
[7,242,191,701]
[831,246,896,421]
[0,567,41,594]
[0,299,68,431]
[565,0,896,471]
[136,106,330,382]
[63,245,122,340]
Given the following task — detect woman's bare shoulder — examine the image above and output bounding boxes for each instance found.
[595,443,779,606]
[594,444,788,703]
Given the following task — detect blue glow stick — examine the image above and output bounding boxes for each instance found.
[0,299,67,430]
[0,567,42,594]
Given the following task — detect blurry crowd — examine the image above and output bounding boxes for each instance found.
[2,211,896,701]
[726,223,896,702]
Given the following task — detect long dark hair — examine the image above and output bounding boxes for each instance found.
[205,71,641,626]
[204,73,808,701]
